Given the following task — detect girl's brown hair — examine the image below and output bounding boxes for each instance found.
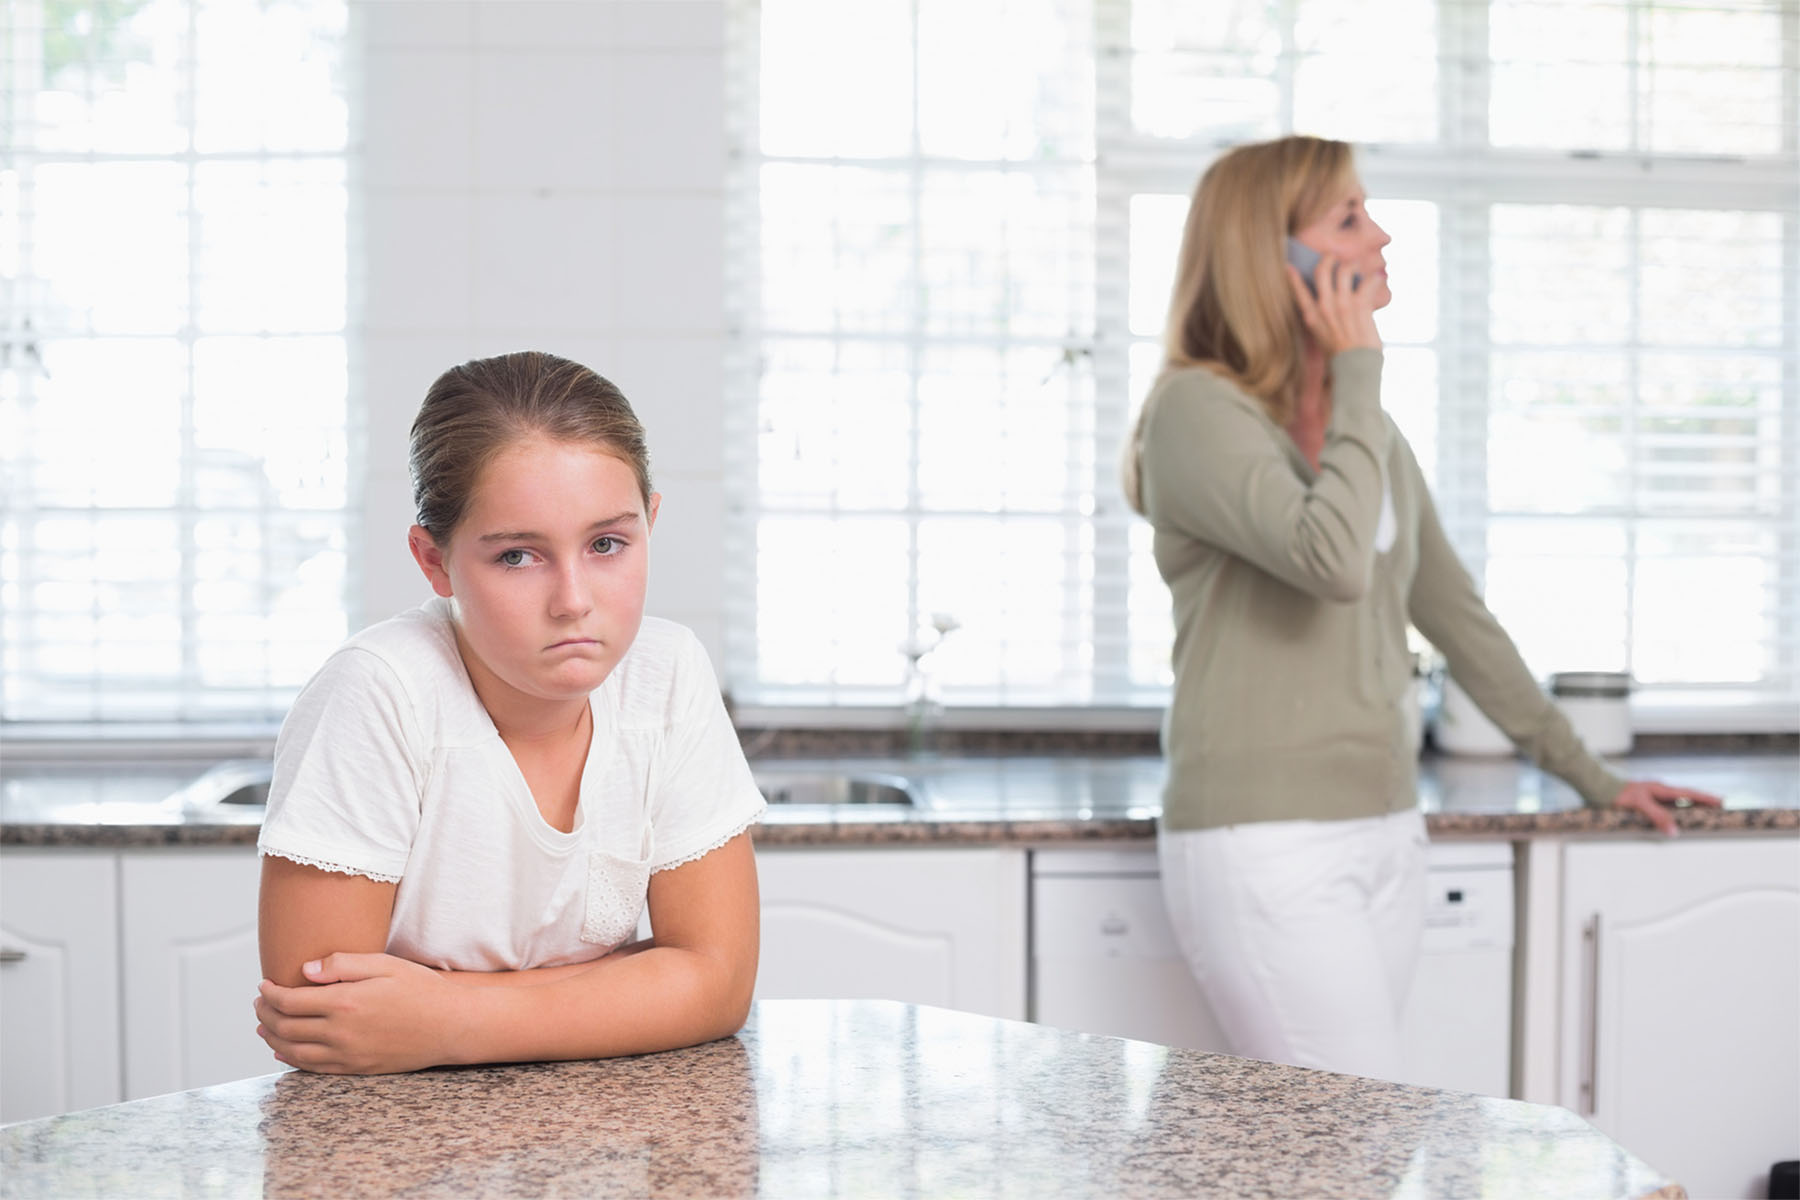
[409,351,652,541]
[1122,136,1358,513]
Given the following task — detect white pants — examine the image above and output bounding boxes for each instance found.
[1157,807,1428,1080]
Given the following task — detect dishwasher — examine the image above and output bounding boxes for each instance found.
[1030,841,1515,1096]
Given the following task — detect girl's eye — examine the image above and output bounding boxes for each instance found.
[497,549,529,567]
[592,536,620,555]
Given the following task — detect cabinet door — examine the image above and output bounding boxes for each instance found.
[120,849,278,1099]
[755,848,1027,1020]
[0,851,122,1121]
[1561,837,1800,1200]
[1031,867,1232,1052]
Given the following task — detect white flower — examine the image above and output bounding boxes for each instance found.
[899,635,935,660]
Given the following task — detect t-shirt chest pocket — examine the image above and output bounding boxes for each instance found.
[580,818,653,947]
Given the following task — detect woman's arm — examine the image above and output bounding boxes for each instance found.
[258,855,397,987]
[1139,351,1391,602]
[1403,444,1620,806]
[253,832,760,1073]
[1401,443,1720,827]
[1403,454,1619,803]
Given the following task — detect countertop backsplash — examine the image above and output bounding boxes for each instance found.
[730,725,1799,760]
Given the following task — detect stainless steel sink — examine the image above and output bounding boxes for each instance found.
[166,759,273,817]
[755,771,916,808]
[162,760,918,816]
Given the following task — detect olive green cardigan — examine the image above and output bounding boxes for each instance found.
[1136,348,1624,832]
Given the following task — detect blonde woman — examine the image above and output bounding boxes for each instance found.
[1123,135,1718,1079]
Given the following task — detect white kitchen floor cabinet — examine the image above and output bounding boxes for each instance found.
[0,851,123,1122]
[0,847,275,1121]
[120,849,273,1101]
[754,847,1029,1021]
[1558,836,1800,1200]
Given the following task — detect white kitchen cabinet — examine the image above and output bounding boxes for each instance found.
[0,851,123,1122]
[754,846,1028,1020]
[1559,836,1800,1200]
[120,848,276,1100]
[1031,848,1231,1052]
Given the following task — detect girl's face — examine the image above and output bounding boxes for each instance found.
[409,435,659,712]
[1293,179,1393,310]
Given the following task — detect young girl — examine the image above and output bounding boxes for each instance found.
[254,351,765,1075]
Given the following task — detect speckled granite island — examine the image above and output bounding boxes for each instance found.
[0,999,1684,1199]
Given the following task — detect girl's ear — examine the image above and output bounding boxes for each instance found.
[646,492,661,533]
[408,525,455,597]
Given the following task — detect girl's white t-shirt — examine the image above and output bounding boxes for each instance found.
[257,598,766,972]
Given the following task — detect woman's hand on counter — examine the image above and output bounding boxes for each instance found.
[1609,779,1724,836]
[255,953,469,1074]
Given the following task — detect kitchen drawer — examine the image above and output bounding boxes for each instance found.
[1032,872,1180,962]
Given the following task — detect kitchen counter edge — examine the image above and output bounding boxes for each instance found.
[4,802,1795,848]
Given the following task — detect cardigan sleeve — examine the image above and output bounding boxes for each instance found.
[1138,348,1392,602]
[1400,439,1625,808]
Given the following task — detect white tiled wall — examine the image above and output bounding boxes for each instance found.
[351,0,730,667]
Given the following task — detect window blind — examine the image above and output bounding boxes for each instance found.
[752,2,1800,723]
[0,0,352,724]
[727,0,1798,725]
[724,0,1109,708]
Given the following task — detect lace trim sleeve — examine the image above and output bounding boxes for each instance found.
[650,811,763,874]
[258,846,402,885]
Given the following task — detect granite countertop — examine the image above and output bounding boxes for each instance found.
[0,998,1683,1200]
[2,751,1795,849]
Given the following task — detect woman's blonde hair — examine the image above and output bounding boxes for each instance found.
[1122,135,1358,514]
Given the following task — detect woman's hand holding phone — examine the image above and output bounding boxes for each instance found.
[1285,238,1381,355]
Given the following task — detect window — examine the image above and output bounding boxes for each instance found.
[727,0,1799,724]
[1,0,350,724]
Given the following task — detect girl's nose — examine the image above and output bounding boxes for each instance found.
[548,562,593,618]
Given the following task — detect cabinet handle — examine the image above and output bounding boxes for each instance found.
[1580,913,1601,1116]
[0,947,24,964]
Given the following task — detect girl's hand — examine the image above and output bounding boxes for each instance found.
[1609,779,1724,836]
[254,952,467,1074]
[1287,254,1381,355]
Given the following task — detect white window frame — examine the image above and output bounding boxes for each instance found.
[0,0,353,736]
[727,0,1800,731]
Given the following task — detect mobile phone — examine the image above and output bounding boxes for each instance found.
[1286,237,1360,296]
